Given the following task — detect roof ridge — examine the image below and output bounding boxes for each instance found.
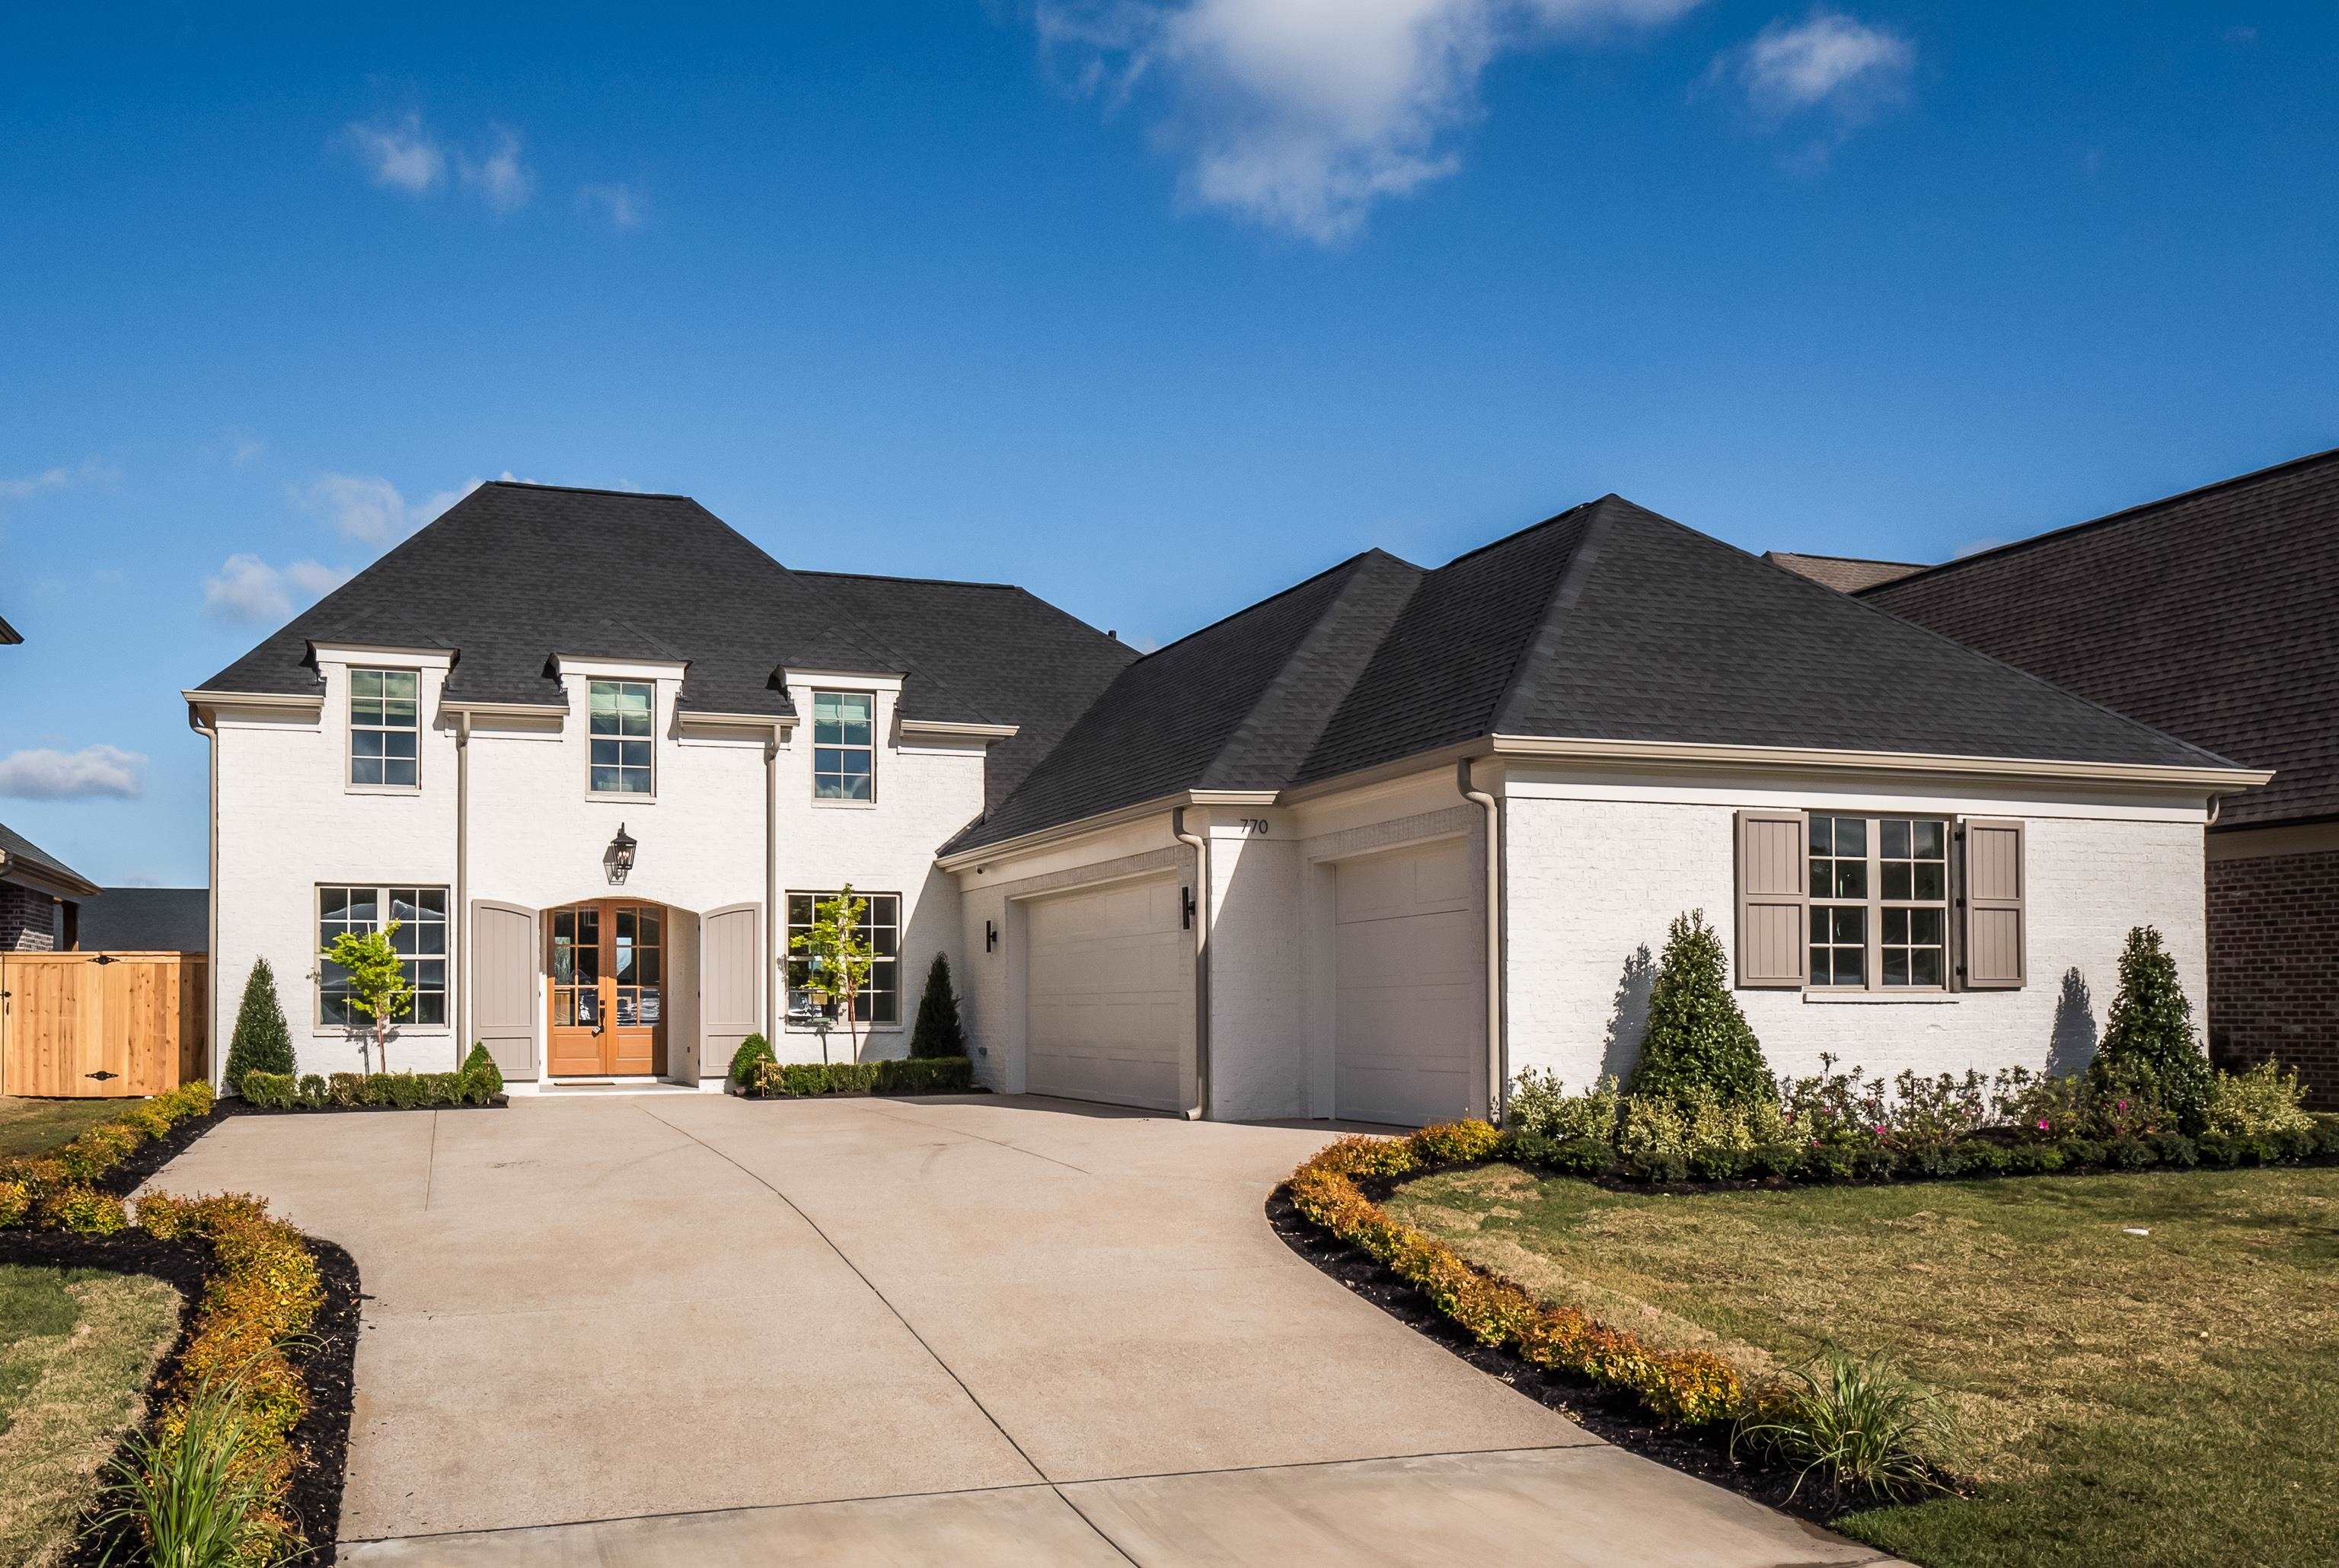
[794,568,1019,591]
[480,479,692,501]
[1128,548,1407,666]
[1488,497,1619,735]
[1769,549,1929,569]
[1860,444,2339,594]
[1432,496,1601,572]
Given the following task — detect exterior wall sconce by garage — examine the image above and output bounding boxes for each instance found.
[605,824,638,884]
[985,919,998,953]
[1182,887,1196,930]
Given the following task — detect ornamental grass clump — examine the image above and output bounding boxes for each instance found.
[97,1365,292,1568]
[1627,911,1775,1108]
[1732,1349,1955,1504]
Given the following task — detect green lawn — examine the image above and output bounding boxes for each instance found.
[0,1098,127,1159]
[1388,1163,2339,1568]
[0,1264,181,1566]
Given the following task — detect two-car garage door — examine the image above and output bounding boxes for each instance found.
[1023,876,1190,1111]
[1333,839,1483,1127]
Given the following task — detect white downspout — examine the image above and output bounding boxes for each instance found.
[455,709,471,1065]
[190,704,220,1089]
[1459,759,1505,1123]
[764,729,780,1048]
[1173,805,1211,1122]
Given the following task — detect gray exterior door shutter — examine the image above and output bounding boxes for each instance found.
[1960,818,2027,990]
[471,900,539,1080]
[1734,810,1808,988]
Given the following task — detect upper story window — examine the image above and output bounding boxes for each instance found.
[590,680,654,795]
[812,691,876,801]
[1808,814,1948,990]
[349,669,420,787]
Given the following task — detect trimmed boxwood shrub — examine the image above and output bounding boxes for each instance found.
[1626,912,1775,1108]
[242,1070,297,1110]
[753,1056,975,1098]
[223,956,296,1092]
[461,1042,504,1104]
[909,955,967,1060]
[2092,925,2213,1132]
[729,1033,776,1089]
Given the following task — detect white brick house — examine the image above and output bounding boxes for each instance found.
[187,484,2266,1118]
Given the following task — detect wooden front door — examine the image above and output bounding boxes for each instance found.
[547,901,666,1077]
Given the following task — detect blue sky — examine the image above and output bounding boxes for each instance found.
[3,4,2335,888]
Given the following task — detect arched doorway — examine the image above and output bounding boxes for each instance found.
[546,899,668,1077]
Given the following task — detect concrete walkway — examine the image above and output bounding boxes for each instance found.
[153,1095,1897,1566]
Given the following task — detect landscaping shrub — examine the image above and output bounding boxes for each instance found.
[222,955,295,1092]
[1505,1069,1620,1143]
[2092,925,2213,1131]
[909,954,967,1059]
[729,1032,776,1089]
[327,1072,365,1108]
[241,1071,297,1110]
[874,1055,975,1095]
[1732,1349,1954,1503]
[461,1042,504,1104]
[58,1120,144,1181]
[296,1074,329,1109]
[1626,911,1774,1107]
[40,1186,129,1234]
[98,1365,288,1568]
[2202,1060,2315,1139]
[754,1056,975,1097]
[0,1178,27,1227]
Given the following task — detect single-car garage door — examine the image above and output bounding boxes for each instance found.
[1024,876,1190,1111]
[1334,838,1483,1126]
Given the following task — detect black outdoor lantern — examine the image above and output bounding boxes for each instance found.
[605,823,638,884]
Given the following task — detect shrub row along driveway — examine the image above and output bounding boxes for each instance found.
[152,1095,1895,1565]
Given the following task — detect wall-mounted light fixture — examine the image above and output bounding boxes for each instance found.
[984,919,998,953]
[605,823,638,884]
[1182,887,1196,931]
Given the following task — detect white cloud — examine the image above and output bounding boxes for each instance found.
[1,458,114,502]
[0,744,145,801]
[200,553,352,626]
[1034,0,1702,243]
[459,127,535,213]
[1718,10,1913,123]
[230,434,266,468]
[293,473,480,545]
[348,114,448,194]
[578,182,643,228]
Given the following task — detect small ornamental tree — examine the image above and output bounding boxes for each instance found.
[2092,925,2212,1131]
[789,887,875,1064]
[909,954,966,1060]
[1627,910,1776,1107]
[323,922,413,1076]
[223,957,295,1091]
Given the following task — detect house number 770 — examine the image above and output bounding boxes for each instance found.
[1234,818,1270,836]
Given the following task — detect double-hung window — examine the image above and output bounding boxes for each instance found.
[318,885,447,1026]
[1807,814,1949,990]
[349,669,420,787]
[812,691,875,801]
[784,891,899,1024]
[590,680,654,795]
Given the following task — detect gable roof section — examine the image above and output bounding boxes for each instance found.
[193,484,1132,799]
[78,888,209,952]
[0,613,20,644]
[0,821,100,897]
[1864,447,2339,829]
[948,494,2238,856]
[1763,550,1927,593]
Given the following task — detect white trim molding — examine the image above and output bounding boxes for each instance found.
[897,719,1018,741]
[309,642,456,671]
[1486,734,2273,794]
[553,654,691,684]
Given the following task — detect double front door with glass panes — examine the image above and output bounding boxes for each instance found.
[547,900,665,1076]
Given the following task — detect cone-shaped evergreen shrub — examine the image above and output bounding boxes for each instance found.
[1626,911,1775,1107]
[2092,925,2211,1131]
[223,958,295,1091]
[909,954,967,1060]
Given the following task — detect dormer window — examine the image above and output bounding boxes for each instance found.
[350,669,420,787]
[813,691,876,801]
[590,680,654,795]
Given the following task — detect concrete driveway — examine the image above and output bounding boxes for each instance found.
[154,1094,1894,1566]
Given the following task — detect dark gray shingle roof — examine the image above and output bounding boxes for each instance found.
[0,821,99,895]
[78,888,209,952]
[1864,446,2339,829]
[195,482,1134,808]
[1763,550,1928,593]
[946,495,2237,855]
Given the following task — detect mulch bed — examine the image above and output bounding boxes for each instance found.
[1264,1185,1923,1529]
[5,1101,364,1564]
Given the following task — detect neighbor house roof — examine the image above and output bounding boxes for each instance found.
[0,613,20,644]
[1763,550,1928,594]
[75,888,209,952]
[194,482,1135,809]
[944,496,2238,855]
[1863,447,2339,830]
[0,822,101,897]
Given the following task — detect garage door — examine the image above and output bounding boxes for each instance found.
[1024,876,1190,1111]
[1334,839,1483,1126]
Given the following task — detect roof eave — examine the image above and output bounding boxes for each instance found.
[1488,734,2273,792]
[937,787,1276,872]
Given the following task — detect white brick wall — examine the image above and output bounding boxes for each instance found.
[1502,792,2210,1092]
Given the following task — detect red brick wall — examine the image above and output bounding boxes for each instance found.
[0,883,59,951]
[2208,847,2339,1110]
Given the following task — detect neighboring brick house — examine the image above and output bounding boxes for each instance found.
[0,823,101,951]
[1841,448,2339,1107]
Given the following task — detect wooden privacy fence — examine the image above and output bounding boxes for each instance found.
[0,951,209,1098]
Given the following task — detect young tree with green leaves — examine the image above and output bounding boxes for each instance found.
[1627,910,1776,1107]
[2092,924,2212,1130]
[223,957,295,1092]
[909,953,966,1060]
[323,922,413,1076]
[790,887,875,1064]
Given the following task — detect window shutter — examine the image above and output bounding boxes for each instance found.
[1959,817,2026,990]
[1734,810,1808,988]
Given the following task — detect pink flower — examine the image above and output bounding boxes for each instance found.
[2037,1119,2050,1131]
